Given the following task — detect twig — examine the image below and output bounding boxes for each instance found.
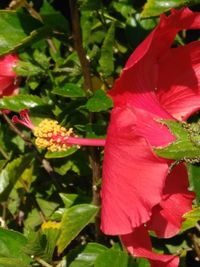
[69,0,92,92]
[69,0,103,241]
[2,113,32,147]
[188,232,200,261]
[34,256,53,267]
[0,146,10,160]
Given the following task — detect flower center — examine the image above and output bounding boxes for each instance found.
[33,119,75,152]
[12,109,106,151]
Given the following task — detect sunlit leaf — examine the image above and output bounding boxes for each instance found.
[0,228,31,265]
[0,10,42,56]
[95,249,136,267]
[154,120,200,160]
[45,146,78,158]
[67,243,107,267]
[52,83,86,98]
[0,258,30,267]
[0,94,48,112]
[0,154,33,201]
[181,207,200,232]
[99,23,115,76]
[57,204,99,254]
[141,0,199,18]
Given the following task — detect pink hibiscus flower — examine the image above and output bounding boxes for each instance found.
[101,8,200,267]
[0,54,19,97]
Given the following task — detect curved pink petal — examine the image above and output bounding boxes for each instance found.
[147,164,195,238]
[125,8,200,71]
[101,107,171,235]
[120,225,179,267]
[130,107,175,147]
[0,54,18,77]
[156,41,200,120]
[109,8,200,112]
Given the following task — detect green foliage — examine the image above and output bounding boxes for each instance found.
[57,204,99,254]
[86,89,113,112]
[0,1,199,267]
[0,94,48,112]
[188,164,200,204]
[52,83,86,98]
[0,154,33,201]
[154,120,200,160]
[67,242,107,267]
[141,0,200,18]
[99,23,115,76]
[45,146,78,158]
[0,228,31,266]
[94,249,137,267]
[182,207,200,232]
[0,10,43,55]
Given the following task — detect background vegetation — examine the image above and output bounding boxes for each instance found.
[0,0,199,266]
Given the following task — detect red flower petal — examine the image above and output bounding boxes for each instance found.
[157,41,200,120]
[0,77,14,94]
[101,107,170,235]
[0,54,18,77]
[109,8,200,117]
[120,225,179,267]
[148,163,195,238]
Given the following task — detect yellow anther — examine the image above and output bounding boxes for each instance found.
[33,119,75,152]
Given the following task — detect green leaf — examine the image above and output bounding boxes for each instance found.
[24,227,60,263]
[67,243,107,267]
[154,120,200,160]
[141,0,199,18]
[0,94,48,112]
[188,164,200,204]
[0,228,30,265]
[42,227,60,262]
[99,23,115,76]
[0,155,32,201]
[52,83,86,98]
[59,193,79,208]
[23,232,49,262]
[137,258,150,267]
[45,146,78,158]
[0,258,30,267]
[37,198,59,218]
[95,249,136,267]
[14,61,44,76]
[0,10,43,55]
[57,204,99,254]
[33,50,50,70]
[86,89,113,112]
[24,209,43,231]
[181,207,200,232]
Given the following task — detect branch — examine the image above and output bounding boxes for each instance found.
[69,0,103,241]
[69,0,92,92]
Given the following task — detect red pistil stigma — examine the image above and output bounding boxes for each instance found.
[12,109,35,130]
